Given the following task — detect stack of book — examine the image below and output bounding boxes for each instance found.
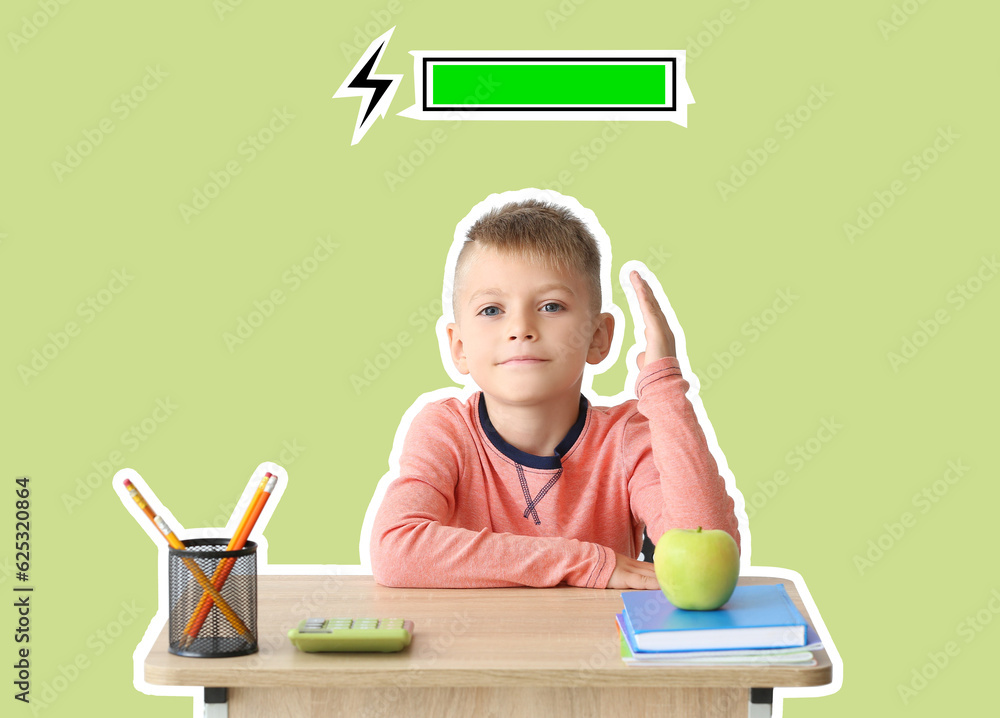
[617,584,822,666]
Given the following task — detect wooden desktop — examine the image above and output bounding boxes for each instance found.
[144,574,833,718]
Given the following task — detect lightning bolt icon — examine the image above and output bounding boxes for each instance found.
[333,26,402,146]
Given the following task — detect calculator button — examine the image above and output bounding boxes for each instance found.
[380,619,403,629]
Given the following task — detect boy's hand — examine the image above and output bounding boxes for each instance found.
[629,269,676,369]
[607,551,660,590]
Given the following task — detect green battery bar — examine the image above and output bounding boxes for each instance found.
[425,58,675,111]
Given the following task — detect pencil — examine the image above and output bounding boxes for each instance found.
[179,472,278,648]
[122,479,256,646]
[231,473,273,548]
[179,472,273,646]
[124,478,157,522]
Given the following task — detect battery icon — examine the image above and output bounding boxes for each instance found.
[398,50,692,126]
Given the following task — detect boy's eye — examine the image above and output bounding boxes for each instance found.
[479,306,501,317]
[541,302,563,313]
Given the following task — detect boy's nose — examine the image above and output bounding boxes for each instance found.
[507,309,537,340]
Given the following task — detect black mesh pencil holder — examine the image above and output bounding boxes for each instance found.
[168,538,258,658]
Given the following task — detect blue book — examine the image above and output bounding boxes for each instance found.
[621,584,808,652]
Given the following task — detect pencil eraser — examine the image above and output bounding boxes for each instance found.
[123,479,132,487]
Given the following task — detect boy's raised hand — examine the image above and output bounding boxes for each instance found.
[608,551,660,590]
[629,269,676,369]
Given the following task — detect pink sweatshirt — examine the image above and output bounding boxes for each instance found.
[370,357,740,589]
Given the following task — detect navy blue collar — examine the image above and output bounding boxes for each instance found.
[477,393,588,470]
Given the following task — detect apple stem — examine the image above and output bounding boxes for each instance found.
[696,526,702,533]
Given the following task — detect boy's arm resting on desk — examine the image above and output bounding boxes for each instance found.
[371,486,615,589]
[370,403,616,589]
[626,357,742,553]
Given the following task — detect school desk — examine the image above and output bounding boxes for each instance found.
[143,574,833,717]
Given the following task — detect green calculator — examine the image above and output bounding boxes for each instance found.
[287,617,414,653]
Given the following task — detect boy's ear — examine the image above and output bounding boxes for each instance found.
[586,312,615,365]
[446,322,470,375]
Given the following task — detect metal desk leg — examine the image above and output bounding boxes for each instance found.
[749,687,772,717]
[205,687,228,718]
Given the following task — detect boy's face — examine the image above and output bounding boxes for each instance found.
[447,246,614,409]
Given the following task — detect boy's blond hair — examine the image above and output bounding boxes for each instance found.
[452,199,603,317]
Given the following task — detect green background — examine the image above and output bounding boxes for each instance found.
[2,1,996,716]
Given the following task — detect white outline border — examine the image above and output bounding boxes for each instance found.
[126,190,842,715]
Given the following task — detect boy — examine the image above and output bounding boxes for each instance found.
[369,194,740,589]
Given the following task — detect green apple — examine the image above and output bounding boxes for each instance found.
[653,526,740,610]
